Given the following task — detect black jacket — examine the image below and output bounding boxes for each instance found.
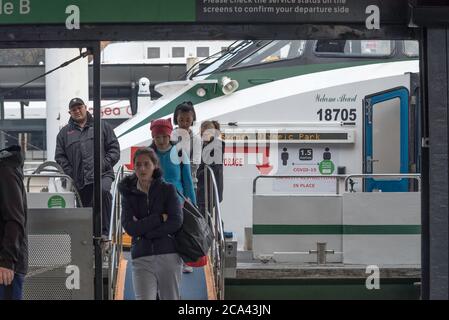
[119,174,183,260]
[196,138,224,209]
[0,146,28,274]
[55,112,120,190]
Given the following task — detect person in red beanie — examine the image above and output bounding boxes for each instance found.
[150,118,197,274]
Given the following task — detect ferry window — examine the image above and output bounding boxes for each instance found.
[147,47,160,59]
[197,47,210,58]
[172,47,185,58]
[235,40,306,68]
[403,41,419,57]
[314,40,393,57]
[195,40,254,77]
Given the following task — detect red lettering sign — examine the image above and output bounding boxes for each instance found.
[224,158,243,167]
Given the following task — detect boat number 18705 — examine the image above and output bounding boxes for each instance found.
[317,108,357,121]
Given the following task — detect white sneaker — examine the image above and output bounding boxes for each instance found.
[183,264,194,273]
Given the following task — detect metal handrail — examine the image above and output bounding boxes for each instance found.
[253,173,422,195]
[108,165,125,241]
[24,173,83,206]
[344,173,422,192]
[204,165,226,300]
[107,165,125,300]
[32,161,65,175]
[25,173,73,191]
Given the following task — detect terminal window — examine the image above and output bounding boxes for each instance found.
[197,47,210,58]
[172,47,185,58]
[147,47,160,59]
[314,40,393,57]
[235,40,306,68]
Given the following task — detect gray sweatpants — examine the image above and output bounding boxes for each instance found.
[131,253,183,300]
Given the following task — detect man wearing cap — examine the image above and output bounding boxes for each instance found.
[55,98,120,236]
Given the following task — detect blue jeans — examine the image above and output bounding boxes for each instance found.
[0,273,25,300]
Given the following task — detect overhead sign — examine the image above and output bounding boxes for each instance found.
[0,0,195,24]
[0,0,408,26]
[197,0,408,25]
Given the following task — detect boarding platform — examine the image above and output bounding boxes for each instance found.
[23,163,225,300]
[119,251,212,300]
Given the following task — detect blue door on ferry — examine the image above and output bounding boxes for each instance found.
[363,87,409,192]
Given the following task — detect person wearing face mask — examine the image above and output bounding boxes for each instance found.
[119,147,183,300]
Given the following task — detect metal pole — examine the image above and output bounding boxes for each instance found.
[20,101,25,119]
[419,27,430,300]
[204,168,209,216]
[0,96,5,149]
[424,27,449,300]
[317,243,327,264]
[210,173,215,221]
[92,42,103,300]
[0,96,4,120]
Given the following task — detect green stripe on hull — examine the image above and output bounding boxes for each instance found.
[253,225,421,235]
[343,225,421,235]
[225,278,421,300]
[117,58,415,139]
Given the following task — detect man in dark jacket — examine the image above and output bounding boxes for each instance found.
[55,98,120,236]
[0,145,28,300]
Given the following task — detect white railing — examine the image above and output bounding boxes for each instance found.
[204,165,226,300]
[107,165,125,300]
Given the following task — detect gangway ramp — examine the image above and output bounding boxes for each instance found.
[119,251,214,300]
